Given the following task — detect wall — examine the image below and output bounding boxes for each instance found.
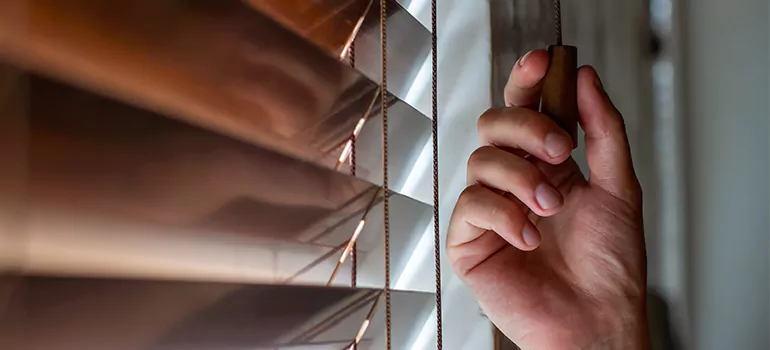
[684,0,770,349]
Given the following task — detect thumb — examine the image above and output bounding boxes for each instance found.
[577,66,640,204]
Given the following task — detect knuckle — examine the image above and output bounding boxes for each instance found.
[467,146,496,170]
[477,107,502,132]
[489,201,508,218]
[524,112,553,134]
[492,203,521,230]
[457,185,484,208]
[514,164,542,190]
[502,158,540,191]
[510,108,553,136]
[511,108,534,125]
[478,107,555,143]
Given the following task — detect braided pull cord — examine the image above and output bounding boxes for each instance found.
[350,41,357,291]
[431,0,443,348]
[349,41,358,349]
[349,41,356,67]
[379,0,391,349]
[554,0,562,45]
[350,46,357,339]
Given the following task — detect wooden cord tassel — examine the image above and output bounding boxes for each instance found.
[541,45,579,147]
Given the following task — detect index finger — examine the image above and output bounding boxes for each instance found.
[504,50,550,108]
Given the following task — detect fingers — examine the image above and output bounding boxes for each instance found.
[448,185,541,256]
[577,66,640,203]
[468,146,563,216]
[478,107,573,164]
[505,50,550,108]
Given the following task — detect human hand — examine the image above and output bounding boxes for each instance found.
[447,50,648,349]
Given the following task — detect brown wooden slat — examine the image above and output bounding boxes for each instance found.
[245,0,374,58]
[0,0,431,198]
[0,74,432,288]
[26,75,375,241]
[1,276,434,349]
[0,0,372,167]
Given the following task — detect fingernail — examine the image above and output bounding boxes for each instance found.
[535,183,563,211]
[518,51,533,67]
[522,224,541,248]
[545,132,571,158]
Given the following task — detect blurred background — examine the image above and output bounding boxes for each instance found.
[0,0,768,349]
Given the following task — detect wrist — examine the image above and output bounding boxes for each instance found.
[584,302,649,350]
[517,303,649,350]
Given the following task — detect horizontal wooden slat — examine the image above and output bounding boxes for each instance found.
[0,276,434,349]
[0,74,433,289]
[0,0,431,197]
[244,0,432,105]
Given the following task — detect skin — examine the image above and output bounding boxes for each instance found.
[447,50,649,349]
